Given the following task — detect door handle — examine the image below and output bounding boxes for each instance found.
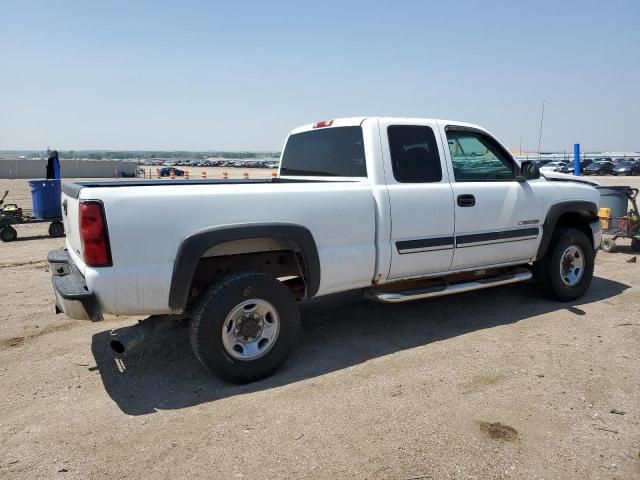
[457,194,475,207]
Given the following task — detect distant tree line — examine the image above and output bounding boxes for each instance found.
[58,151,280,160]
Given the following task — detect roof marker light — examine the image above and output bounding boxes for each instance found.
[313,120,334,128]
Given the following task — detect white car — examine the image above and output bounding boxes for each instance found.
[539,161,568,173]
[49,117,602,382]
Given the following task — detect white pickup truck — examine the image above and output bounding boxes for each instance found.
[49,117,602,382]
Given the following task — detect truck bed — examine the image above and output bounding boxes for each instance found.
[61,177,336,199]
[60,177,377,315]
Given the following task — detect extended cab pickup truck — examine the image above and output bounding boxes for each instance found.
[49,117,602,382]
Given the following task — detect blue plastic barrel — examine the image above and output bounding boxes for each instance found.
[28,179,62,219]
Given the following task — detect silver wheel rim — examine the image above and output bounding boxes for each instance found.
[221,299,280,361]
[560,245,585,287]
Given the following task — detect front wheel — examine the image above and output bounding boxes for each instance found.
[534,227,595,301]
[189,271,300,383]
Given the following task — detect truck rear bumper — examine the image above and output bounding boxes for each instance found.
[48,249,103,321]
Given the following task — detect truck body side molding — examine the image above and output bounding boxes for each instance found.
[456,228,539,248]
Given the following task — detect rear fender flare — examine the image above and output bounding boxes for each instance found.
[168,223,320,312]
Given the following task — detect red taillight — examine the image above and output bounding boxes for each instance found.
[79,201,111,267]
[313,120,333,128]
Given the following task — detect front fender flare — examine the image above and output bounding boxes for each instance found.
[536,201,598,260]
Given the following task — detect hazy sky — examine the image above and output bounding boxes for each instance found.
[1,0,638,152]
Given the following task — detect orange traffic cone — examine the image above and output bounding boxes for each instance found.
[170,168,176,179]
[242,171,249,179]
[201,171,207,179]
[184,170,190,179]
[271,171,277,178]
[222,171,228,180]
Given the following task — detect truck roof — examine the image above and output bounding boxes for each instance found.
[289,116,488,135]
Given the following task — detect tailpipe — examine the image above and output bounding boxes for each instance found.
[109,314,187,354]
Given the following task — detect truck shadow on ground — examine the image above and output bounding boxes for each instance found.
[91,276,629,415]
[11,234,52,242]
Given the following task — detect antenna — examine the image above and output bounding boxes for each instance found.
[537,99,545,160]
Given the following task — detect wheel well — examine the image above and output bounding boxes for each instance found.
[169,223,321,313]
[189,238,309,303]
[554,212,594,247]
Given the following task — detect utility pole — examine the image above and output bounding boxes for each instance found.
[537,99,545,161]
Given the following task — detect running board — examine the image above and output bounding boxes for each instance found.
[370,268,532,303]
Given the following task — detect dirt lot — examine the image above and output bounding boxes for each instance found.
[0,174,639,479]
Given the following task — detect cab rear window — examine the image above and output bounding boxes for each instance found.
[280,126,367,177]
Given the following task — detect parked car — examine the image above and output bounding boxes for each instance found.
[159,167,184,177]
[580,159,593,170]
[539,161,568,173]
[549,160,589,175]
[555,162,576,174]
[583,161,615,175]
[49,116,601,383]
[613,157,635,166]
[535,159,554,167]
[559,159,591,174]
[612,160,639,176]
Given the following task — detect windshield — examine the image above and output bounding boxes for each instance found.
[280,126,367,177]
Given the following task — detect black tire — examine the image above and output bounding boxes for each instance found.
[0,226,17,242]
[601,237,616,253]
[631,237,640,253]
[534,227,594,301]
[48,221,65,238]
[189,271,300,383]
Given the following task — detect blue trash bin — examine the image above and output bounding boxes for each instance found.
[28,179,62,219]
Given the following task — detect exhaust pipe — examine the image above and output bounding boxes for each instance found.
[110,314,186,354]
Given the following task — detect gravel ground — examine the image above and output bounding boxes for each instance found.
[0,175,639,479]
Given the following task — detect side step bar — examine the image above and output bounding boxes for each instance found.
[370,268,532,303]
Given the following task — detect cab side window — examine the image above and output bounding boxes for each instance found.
[446,130,515,181]
[388,125,442,183]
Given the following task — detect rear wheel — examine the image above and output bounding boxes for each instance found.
[0,226,17,242]
[535,227,594,301]
[48,221,65,238]
[189,271,300,383]
[631,237,640,253]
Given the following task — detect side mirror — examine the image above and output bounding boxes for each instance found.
[518,160,540,181]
